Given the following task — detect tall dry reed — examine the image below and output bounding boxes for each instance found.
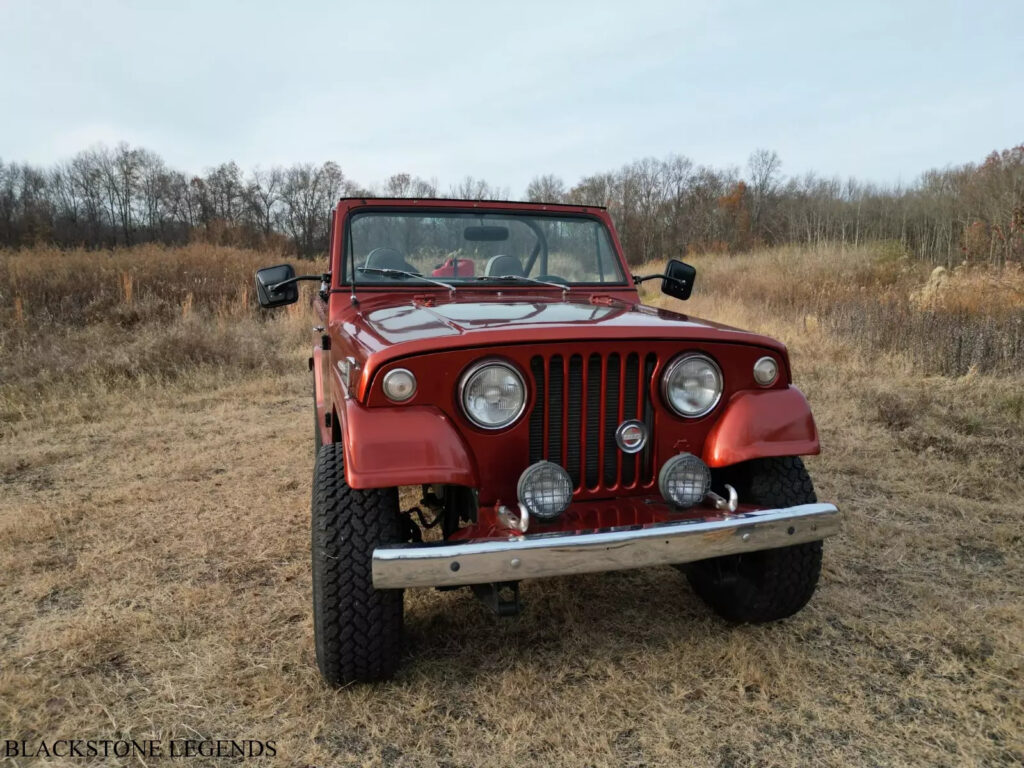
[640,244,1024,375]
[0,244,319,423]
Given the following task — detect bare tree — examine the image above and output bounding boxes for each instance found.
[385,173,412,197]
[525,174,566,203]
[244,167,283,236]
[279,162,346,256]
[747,149,781,242]
[0,141,1020,267]
[450,176,507,200]
[204,162,244,224]
[567,172,616,207]
[89,144,142,245]
[383,173,438,198]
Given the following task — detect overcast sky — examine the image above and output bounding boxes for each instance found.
[2,0,1021,193]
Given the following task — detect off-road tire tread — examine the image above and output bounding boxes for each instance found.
[312,443,402,684]
[687,456,823,623]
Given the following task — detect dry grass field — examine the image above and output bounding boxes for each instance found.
[1,244,1022,767]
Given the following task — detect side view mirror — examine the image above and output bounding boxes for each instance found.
[255,264,298,308]
[661,259,696,300]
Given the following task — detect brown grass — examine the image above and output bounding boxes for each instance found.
[656,243,1024,376]
[0,244,317,425]
[1,244,1022,766]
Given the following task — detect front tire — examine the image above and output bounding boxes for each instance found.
[312,443,403,684]
[686,456,823,623]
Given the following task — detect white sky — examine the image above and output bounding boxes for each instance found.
[1,0,1022,193]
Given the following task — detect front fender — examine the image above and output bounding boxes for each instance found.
[702,386,820,468]
[311,346,331,446]
[340,398,477,490]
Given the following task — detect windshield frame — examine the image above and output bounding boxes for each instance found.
[339,207,629,290]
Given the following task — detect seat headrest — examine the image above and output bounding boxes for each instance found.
[365,247,416,273]
[485,254,525,277]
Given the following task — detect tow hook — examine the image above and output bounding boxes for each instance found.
[704,484,739,513]
[496,503,530,534]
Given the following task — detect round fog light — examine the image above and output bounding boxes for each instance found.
[658,453,712,509]
[517,461,573,520]
[382,368,416,402]
[753,356,779,386]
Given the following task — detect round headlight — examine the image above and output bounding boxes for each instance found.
[662,354,723,418]
[753,356,779,386]
[517,461,573,520]
[658,453,712,508]
[459,360,527,430]
[382,368,416,402]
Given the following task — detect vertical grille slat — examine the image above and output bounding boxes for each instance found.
[603,354,620,486]
[566,355,583,486]
[622,353,639,486]
[548,355,563,465]
[528,348,657,494]
[585,354,602,488]
[641,353,657,480]
[528,357,545,464]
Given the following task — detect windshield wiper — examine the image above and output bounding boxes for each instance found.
[357,267,456,295]
[477,274,570,295]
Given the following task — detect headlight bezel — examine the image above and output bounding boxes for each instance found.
[661,352,724,419]
[458,357,528,431]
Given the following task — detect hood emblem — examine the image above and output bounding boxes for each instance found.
[615,419,648,454]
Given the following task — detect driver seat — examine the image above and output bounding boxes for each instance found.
[485,254,525,277]
[364,247,418,273]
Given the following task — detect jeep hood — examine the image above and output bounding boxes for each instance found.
[349,295,786,366]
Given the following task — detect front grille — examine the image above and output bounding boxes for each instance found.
[528,351,657,492]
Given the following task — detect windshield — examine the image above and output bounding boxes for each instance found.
[344,211,625,287]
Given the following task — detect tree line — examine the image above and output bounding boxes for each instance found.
[1,142,1021,265]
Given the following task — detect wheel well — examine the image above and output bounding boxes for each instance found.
[331,407,342,443]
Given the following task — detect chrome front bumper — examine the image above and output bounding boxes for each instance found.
[372,502,841,589]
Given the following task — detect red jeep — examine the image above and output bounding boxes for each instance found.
[255,198,840,685]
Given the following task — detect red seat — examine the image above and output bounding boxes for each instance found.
[432,257,475,277]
